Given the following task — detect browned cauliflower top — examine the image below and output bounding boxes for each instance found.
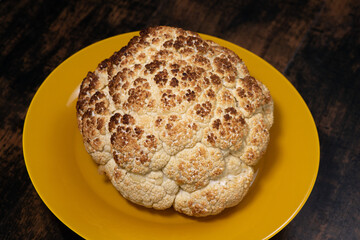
[76,26,273,217]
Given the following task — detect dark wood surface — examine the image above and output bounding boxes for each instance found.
[1,0,359,239]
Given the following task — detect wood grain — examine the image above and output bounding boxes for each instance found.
[0,0,359,239]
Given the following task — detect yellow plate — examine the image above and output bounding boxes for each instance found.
[23,32,320,240]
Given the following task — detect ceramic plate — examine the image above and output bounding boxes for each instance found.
[23,32,320,240]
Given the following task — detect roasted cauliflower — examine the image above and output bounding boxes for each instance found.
[76,26,273,217]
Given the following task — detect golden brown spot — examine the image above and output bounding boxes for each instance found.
[127,87,151,109]
[169,115,178,121]
[228,76,236,83]
[222,90,233,102]
[205,191,216,201]
[155,117,163,127]
[180,47,194,55]
[122,81,130,90]
[188,123,198,131]
[92,138,102,148]
[194,85,202,93]
[114,168,123,181]
[137,53,146,62]
[203,77,210,86]
[134,64,141,70]
[144,135,157,149]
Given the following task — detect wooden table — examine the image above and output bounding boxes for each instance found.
[1,0,359,239]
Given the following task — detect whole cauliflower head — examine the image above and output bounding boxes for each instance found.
[76,26,273,217]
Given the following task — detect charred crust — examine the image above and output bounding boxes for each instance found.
[134,126,144,138]
[173,36,186,50]
[194,55,210,66]
[161,91,176,108]
[79,72,99,98]
[152,37,160,44]
[207,133,216,145]
[134,77,147,86]
[96,118,105,131]
[76,100,85,114]
[145,60,164,74]
[89,91,105,104]
[210,74,221,85]
[109,113,121,132]
[99,59,110,70]
[165,123,173,130]
[154,70,168,86]
[205,89,215,99]
[121,114,135,125]
[156,49,172,59]
[237,88,246,98]
[223,114,232,121]
[237,116,246,125]
[170,63,180,69]
[214,57,234,74]
[225,107,237,115]
[95,102,107,114]
[163,40,173,48]
[109,50,122,66]
[83,109,94,119]
[184,89,196,102]
[212,119,221,130]
[170,77,179,87]
[194,101,212,117]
